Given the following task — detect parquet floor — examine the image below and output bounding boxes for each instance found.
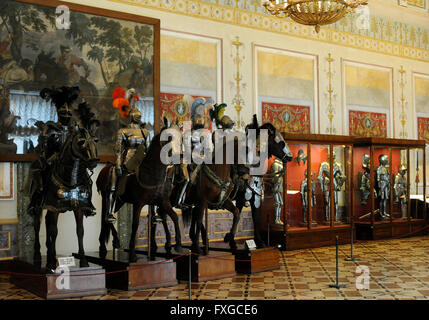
[1,235,429,300]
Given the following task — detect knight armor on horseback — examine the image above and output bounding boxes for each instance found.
[26,86,89,215]
[107,87,149,222]
[176,97,214,208]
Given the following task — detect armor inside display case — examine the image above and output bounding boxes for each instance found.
[353,138,427,240]
[261,134,354,250]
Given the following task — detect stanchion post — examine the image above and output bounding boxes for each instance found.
[345,218,359,262]
[329,236,346,289]
[188,249,192,300]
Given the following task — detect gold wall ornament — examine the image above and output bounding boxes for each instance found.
[398,66,408,139]
[262,0,368,33]
[325,53,336,134]
[231,36,246,129]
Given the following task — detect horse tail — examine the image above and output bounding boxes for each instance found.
[96,164,112,194]
[182,207,192,227]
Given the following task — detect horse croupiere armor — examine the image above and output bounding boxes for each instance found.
[394,164,408,219]
[376,154,390,219]
[108,88,149,223]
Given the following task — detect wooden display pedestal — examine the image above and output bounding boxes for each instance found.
[356,219,426,240]
[235,247,279,274]
[10,256,106,299]
[209,242,280,274]
[176,249,236,282]
[78,250,177,290]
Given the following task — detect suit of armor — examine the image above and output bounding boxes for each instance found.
[376,154,390,219]
[269,158,284,225]
[318,160,331,221]
[394,165,407,219]
[300,170,316,223]
[360,154,371,205]
[26,92,74,215]
[107,98,149,222]
[318,152,346,222]
[176,97,213,207]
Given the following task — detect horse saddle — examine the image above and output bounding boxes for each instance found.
[125,144,146,172]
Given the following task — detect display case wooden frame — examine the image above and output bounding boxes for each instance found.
[353,137,427,240]
[260,133,355,250]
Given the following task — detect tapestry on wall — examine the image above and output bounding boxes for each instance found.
[0,0,159,155]
[349,109,388,138]
[417,117,429,143]
[160,92,213,130]
[261,102,310,134]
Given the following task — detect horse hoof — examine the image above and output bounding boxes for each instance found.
[174,244,183,254]
[256,241,266,249]
[99,248,107,259]
[129,253,137,263]
[80,259,89,268]
[223,233,232,243]
[191,245,201,255]
[33,252,42,262]
[46,262,56,272]
[112,238,120,249]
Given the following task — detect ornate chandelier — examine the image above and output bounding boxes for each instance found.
[263,0,368,33]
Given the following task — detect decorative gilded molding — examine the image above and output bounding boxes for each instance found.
[398,66,408,138]
[231,36,245,129]
[325,53,336,134]
[111,0,429,63]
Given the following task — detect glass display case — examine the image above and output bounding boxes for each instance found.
[260,134,354,250]
[353,138,427,240]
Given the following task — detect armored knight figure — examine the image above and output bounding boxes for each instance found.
[376,154,390,219]
[300,170,316,223]
[176,97,214,207]
[360,154,371,205]
[107,88,149,222]
[26,86,81,215]
[318,152,346,222]
[318,158,331,221]
[269,157,284,225]
[394,164,408,219]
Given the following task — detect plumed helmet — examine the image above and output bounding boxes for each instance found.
[191,97,213,129]
[399,164,407,174]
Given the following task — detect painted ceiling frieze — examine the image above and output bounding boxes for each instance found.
[111,0,429,62]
